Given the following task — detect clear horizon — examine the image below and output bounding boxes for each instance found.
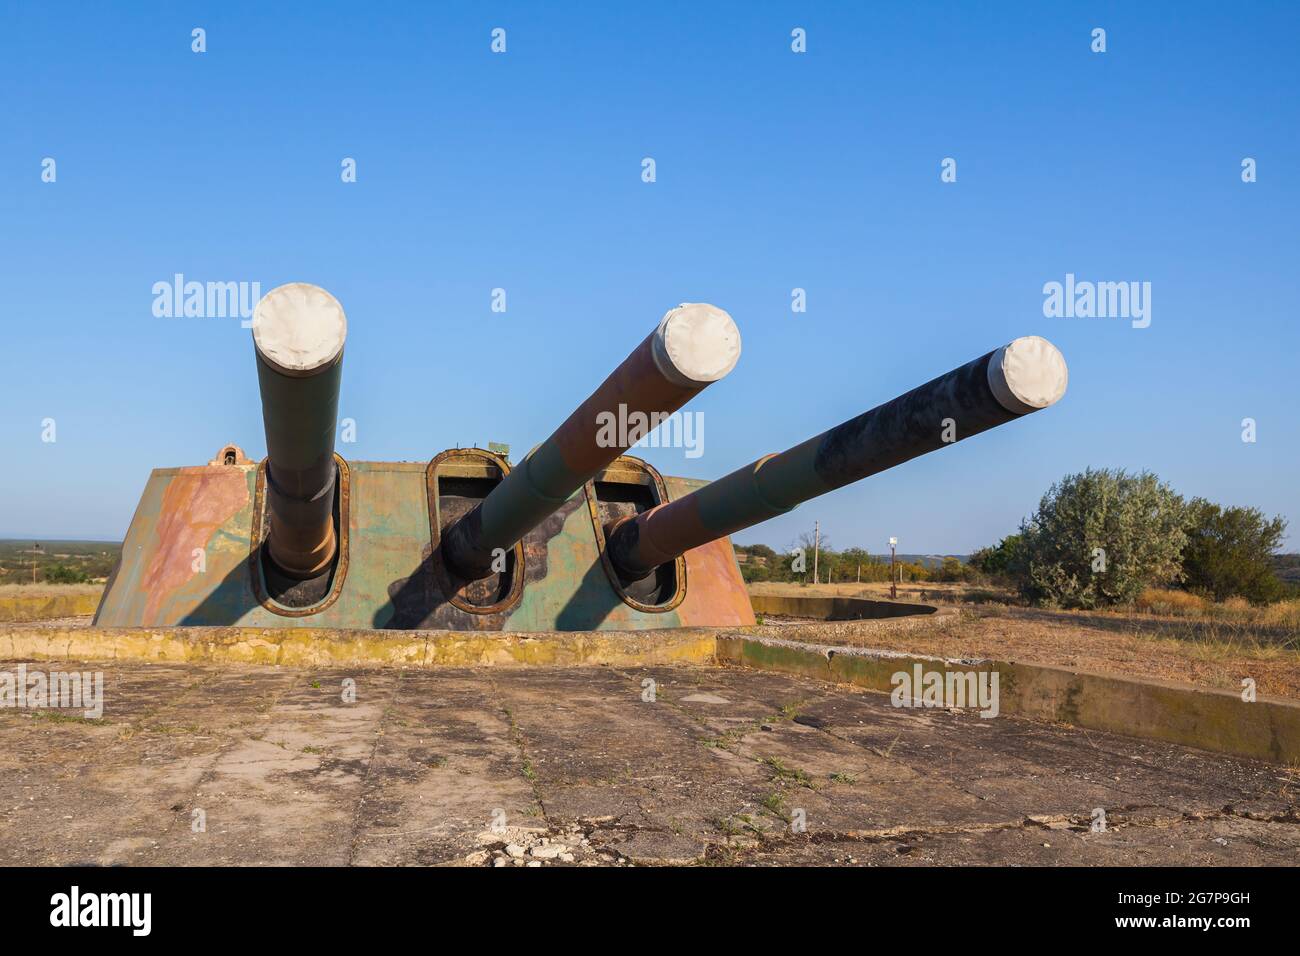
[3,2,1296,554]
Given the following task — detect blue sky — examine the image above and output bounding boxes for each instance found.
[2,1,1296,553]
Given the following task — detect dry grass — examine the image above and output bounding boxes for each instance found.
[944,609,1298,698]
[1134,587,1208,615]
[0,583,104,599]
[1261,600,1300,628]
[749,581,1300,699]
[1134,588,1300,628]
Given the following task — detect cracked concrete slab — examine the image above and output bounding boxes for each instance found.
[0,660,1295,866]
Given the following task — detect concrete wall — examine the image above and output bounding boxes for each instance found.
[2,624,717,669]
[715,635,1300,766]
[749,593,936,620]
[0,589,102,622]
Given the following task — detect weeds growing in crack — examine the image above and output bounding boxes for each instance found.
[24,710,99,725]
[712,813,765,840]
[496,693,547,818]
[763,756,816,789]
[761,790,788,816]
[702,844,743,866]
[698,701,805,751]
[713,815,742,837]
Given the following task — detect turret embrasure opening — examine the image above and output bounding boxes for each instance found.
[260,490,339,607]
[586,458,683,611]
[251,453,350,614]
[427,448,524,614]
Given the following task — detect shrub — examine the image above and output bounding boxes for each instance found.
[43,563,90,584]
[1017,468,1187,609]
[1180,499,1287,604]
[969,535,1025,583]
[934,556,966,582]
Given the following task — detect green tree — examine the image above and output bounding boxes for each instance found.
[1181,499,1287,603]
[819,548,843,582]
[935,556,966,582]
[969,534,1025,580]
[838,547,882,582]
[901,561,932,582]
[44,563,90,584]
[1018,468,1187,609]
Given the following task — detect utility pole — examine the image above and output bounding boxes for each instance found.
[812,521,820,586]
[888,536,897,600]
[32,542,42,584]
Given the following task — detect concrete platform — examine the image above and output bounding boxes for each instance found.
[1,660,1296,866]
[10,624,1297,765]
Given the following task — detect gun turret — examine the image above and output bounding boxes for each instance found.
[440,303,741,581]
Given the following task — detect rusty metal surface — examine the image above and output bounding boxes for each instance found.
[605,344,1050,579]
[252,284,347,579]
[94,457,754,631]
[441,326,720,582]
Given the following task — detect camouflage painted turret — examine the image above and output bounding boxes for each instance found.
[94,282,1068,633]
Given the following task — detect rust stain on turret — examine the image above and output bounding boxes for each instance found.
[141,468,250,623]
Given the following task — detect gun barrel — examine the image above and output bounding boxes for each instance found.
[252,283,347,579]
[605,336,1068,580]
[441,303,741,581]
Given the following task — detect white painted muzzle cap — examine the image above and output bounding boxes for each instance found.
[252,283,347,377]
[987,336,1068,414]
[651,303,742,388]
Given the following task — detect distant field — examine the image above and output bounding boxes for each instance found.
[1274,553,1300,586]
[0,539,121,585]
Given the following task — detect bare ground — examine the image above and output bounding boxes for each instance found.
[1,659,1297,866]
